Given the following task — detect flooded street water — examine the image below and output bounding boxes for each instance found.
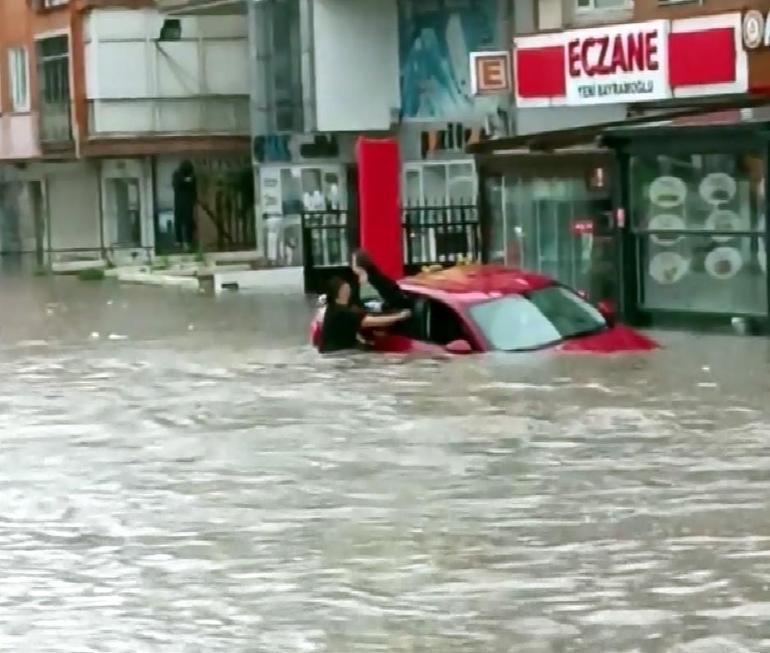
[1,276,770,652]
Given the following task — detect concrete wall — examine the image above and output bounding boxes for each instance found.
[83,8,249,135]
[535,0,632,31]
[312,0,400,132]
[516,104,628,135]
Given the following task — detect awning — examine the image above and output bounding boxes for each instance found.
[604,103,770,139]
[467,95,770,155]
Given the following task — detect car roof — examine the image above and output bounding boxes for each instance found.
[399,264,553,305]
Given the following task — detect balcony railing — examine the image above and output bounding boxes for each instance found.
[154,0,245,15]
[39,100,73,144]
[87,95,249,137]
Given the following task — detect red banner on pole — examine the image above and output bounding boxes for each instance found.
[356,137,403,280]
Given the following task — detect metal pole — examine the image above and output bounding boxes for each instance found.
[44,175,52,271]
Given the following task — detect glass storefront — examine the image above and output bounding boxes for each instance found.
[629,152,767,317]
[483,171,615,301]
[258,164,345,267]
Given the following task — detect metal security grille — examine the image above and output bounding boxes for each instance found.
[402,202,481,273]
[299,202,485,294]
[300,208,353,294]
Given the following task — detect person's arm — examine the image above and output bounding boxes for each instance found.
[367,268,411,309]
[360,309,410,329]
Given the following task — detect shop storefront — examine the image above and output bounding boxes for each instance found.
[479,151,617,301]
[604,109,770,332]
[469,12,750,306]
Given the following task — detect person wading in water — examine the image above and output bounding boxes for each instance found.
[320,276,410,353]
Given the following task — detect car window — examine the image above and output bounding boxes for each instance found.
[390,292,426,339]
[468,286,606,352]
[425,299,467,345]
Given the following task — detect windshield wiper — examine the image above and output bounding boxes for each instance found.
[565,324,607,339]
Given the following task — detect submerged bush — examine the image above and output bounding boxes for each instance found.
[78,268,106,281]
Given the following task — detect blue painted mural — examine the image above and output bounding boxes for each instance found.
[399,0,504,121]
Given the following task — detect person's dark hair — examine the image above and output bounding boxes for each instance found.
[352,249,375,273]
[180,160,194,176]
[326,276,348,303]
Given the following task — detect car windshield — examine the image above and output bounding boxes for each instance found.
[468,285,606,352]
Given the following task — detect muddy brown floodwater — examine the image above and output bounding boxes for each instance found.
[0,275,769,653]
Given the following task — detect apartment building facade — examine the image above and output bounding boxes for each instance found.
[157,0,515,267]
[0,0,74,266]
[0,0,251,270]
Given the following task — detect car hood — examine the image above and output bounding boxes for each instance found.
[555,324,658,353]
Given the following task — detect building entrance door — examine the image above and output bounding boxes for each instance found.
[486,175,616,301]
[101,159,149,264]
[0,180,46,267]
[106,178,142,248]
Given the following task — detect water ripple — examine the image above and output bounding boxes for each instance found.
[0,279,768,651]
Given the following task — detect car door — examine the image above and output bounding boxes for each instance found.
[368,292,442,354]
[369,293,477,354]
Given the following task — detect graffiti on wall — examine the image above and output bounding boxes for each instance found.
[399,0,505,122]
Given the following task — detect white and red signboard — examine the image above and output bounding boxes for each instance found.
[469,12,747,107]
[563,20,669,105]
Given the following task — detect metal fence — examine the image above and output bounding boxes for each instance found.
[299,202,483,294]
[300,208,355,294]
[402,202,481,273]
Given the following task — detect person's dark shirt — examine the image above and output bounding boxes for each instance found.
[319,304,365,353]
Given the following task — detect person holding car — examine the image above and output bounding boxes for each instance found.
[320,276,411,354]
[350,249,412,312]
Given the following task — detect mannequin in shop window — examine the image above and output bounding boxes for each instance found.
[173,160,197,251]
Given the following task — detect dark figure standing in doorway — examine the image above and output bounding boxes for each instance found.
[173,160,197,251]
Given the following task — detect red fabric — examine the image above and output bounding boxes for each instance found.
[515,46,566,98]
[668,28,736,87]
[356,137,403,280]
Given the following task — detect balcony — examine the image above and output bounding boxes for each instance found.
[39,100,74,151]
[0,114,42,160]
[87,95,249,137]
[155,0,245,15]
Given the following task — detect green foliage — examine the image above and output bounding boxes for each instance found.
[78,268,105,281]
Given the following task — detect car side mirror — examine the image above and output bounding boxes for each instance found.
[597,300,616,326]
[445,339,473,354]
[577,289,588,299]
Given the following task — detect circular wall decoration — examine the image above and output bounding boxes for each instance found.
[705,209,743,243]
[649,252,690,285]
[705,247,743,280]
[699,173,737,206]
[743,10,765,49]
[648,213,685,246]
[648,176,687,209]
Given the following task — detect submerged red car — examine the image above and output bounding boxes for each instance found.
[311,264,658,355]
